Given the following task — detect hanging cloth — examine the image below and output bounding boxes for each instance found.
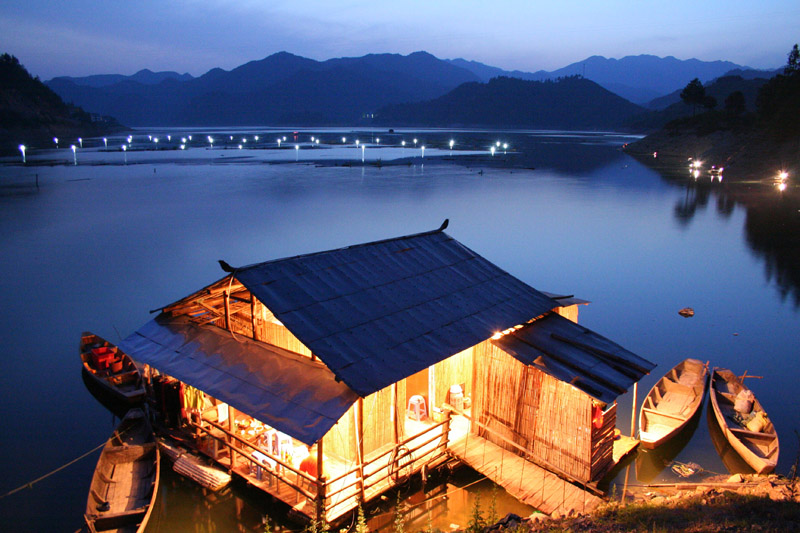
[592,404,604,429]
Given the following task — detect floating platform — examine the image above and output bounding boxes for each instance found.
[447,432,604,515]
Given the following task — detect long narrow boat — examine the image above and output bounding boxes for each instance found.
[709,367,779,474]
[81,332,145,405]
[639,358,708,449]
[85,409,160,533]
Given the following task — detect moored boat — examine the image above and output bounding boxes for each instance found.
[709,367,779,474]
[84,409,160,533]
[639,358,708,449]
[81,332,145,405]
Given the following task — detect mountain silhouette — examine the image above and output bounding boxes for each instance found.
[448,54,754,104]
[46,51,480,126]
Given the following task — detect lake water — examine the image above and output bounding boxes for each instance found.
[1,129,797,532]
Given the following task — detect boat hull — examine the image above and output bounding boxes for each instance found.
[84,409,160,533]
[81,332,145,405]
[709,367,778,474]
[639,358,707,449]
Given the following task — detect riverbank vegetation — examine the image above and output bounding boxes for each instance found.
[449,474,800,533]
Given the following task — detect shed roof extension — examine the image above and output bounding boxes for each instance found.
[224,223,559,397]
[493,312,656,404]
[122,314,359,445]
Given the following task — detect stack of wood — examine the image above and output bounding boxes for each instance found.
[158,437,231,491]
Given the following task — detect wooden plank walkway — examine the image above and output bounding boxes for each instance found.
[447,433,604,516]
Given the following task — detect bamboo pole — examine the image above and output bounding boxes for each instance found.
[357,398,366,503]
[228,405,236,471]
[316,440,326,523]
[630,382,638,438]
[223,290,231,331]
[250,296,258,341]
[392,382,399,445]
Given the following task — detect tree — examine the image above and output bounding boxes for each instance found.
[680,78,706,116]
[703,95,718,110]
[785,44,799,75]
[725,91,746,115]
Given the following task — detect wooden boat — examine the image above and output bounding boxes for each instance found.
[709,367,779,474]
[81,332,145,405]
[639,358,708,449]
[85,409,160,533]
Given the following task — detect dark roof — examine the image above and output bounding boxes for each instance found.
[541,291,590,308]
[492,312,656,404]
[121,315,359,445]
[230,225,559,397]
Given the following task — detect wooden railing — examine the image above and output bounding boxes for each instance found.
[323,412,453,519]
[190,419,317,501]
[191,411,453,522]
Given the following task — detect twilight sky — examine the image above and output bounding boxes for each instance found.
[2,1,798,80]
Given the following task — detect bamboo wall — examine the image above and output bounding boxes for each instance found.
[472,340,597,482]
[253,299,313,357]
[322,402,356,463]
[432,347,473,410]
[362,382,405,456]
[554,304,580,323]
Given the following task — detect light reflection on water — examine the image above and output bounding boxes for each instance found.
[0,130,797,531]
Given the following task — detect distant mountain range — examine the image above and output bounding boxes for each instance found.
[50,69,193,88]
[447,55,764,104]
[42,51,780,128]
[45,51,480,126]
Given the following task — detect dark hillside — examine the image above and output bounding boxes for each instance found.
[0,54,124,151]
[376,76,644,130]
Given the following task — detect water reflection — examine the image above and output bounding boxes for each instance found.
[635,408,703,484]
[649,158,800,306]
[148,462,531,532]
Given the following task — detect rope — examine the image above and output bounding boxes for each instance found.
[0,418,138,500]
[0,439,107,500]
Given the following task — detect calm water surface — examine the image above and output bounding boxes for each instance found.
[0,130,797,532]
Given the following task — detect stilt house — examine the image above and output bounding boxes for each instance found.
[121,221,654,523]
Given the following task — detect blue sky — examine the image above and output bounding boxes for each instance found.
[1,1,798,79]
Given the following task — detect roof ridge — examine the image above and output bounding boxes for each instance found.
[220,219,450,274]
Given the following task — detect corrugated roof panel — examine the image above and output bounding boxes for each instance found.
[227,228,648,398]
[493,313,655,403]
[120,316,359,445]
[497,335,620,403]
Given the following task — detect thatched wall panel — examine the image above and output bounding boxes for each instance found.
[433,347,474,410]
[474,342,594,482]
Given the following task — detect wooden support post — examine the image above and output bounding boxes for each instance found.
[250,296,258,341]
[439,408,453,460]
[228,405,236,471]
[316,440,326,524]
[392,382,399,445]
[357,398,366,502]
[630,382,638,438]
[223,289,231,331]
